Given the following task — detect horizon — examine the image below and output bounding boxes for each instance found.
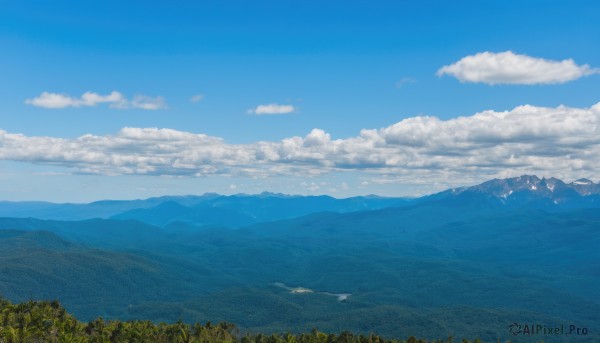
[0,174,596,204]
[1,1,599,202]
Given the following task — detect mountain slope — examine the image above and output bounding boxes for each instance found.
[109,194,411,228]
[0,230,174,319]
[430,175,600,210]
[0,217,166,249]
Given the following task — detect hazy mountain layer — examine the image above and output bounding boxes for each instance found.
[0,193,410,227]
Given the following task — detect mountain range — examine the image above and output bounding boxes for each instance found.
[0,175,598,342]
[432,175,600,209]
[2,175,598,225]
[0,192,411,227]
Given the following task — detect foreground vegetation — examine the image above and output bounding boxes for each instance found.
[0,298,491,343]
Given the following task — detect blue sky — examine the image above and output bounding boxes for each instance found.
[1,1,599,202]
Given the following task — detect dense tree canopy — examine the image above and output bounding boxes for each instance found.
[0,298,494,343]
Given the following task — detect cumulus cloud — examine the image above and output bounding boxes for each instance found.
[25,91,167,110]
[2,103,600,185]
[248,103,295,115]
[437,51,599,85]
[25,91,125,109]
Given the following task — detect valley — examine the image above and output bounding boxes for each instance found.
[0,176,599,341]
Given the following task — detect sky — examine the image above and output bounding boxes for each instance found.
[1,0,599,202]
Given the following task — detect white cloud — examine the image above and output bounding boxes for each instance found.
[303,129,330,147]
[2,102,600,187]
[25,91,167,110]
[437,51,599,85]
[130,95,167,110]
[24,91,126,109]
[24,92,76,109]
[190,94,204,103]
[82,91,126,106]
[248,103,295,115]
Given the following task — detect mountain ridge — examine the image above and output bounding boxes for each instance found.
[0,175,598,228]
[427,175,600,210]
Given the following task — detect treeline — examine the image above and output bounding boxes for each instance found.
[0,298,490,343]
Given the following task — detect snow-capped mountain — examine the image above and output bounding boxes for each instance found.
[435,175,600,209]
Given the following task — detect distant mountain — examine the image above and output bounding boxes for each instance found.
[0,194,221,221]
[0,194,410,228]
[428,175,600,210]
[111,201,259,228]
[111,194,412,228]
[0,217,165,249]
[121,176,598,228]
[0,176,598,229]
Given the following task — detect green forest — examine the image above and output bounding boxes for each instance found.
[0,298,496,343]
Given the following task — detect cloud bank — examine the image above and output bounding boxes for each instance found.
[437,51,599,85]
[25,91,167,110]
[248,103,295,115]
[2,103,600,185]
